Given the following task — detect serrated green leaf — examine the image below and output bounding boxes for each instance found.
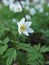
[39,45,49,53]
[3,37,9,45]
[3,48,17,65]
[33,44,40,52]
[17,43,35,53]
[18,51,27,65]
[0,45,8,55]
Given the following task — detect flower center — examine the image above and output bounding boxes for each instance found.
[12,6,14,10]
[17,7,20,10]
[20,25,26,32]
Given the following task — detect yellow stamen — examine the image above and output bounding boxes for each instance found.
[20,25,26,32]
[17,7,20,10]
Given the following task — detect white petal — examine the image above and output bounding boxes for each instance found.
[27,28,34,33]
[25,22,32,27]
[17,18,25,27]
[9,0,14,4]
[14,5,22,12]
[17,22,19,25]
[20,18,25,24]
[18,18,25,26]
[10,4,15,11]
[26,15,31,20]
[23,31,29,36]
[18,28,22,35]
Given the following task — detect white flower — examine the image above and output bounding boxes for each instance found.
[33,0,39,3]
[39,7,43,13]
[26,14,31,20]
[35,4,43,13]
[17,18,34,36]
[2,0,14,6]
[9,0,14,4]
[25,5,30,10]
[47,3,49,7]
[29,8,36,15]
[12,18,17,23]
[10,2,22,12]
[21,1,25,8]
[40,0,45,4]
[2,0,9,6]
[25,0,30,5]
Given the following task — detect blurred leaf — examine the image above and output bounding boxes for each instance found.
[17,43,35,53]
[0,45,8,55]
[18,51,27,65]
[39,45,49,53]
[33,44,40,52]
[3,48,17,65]
[3,37,9,45]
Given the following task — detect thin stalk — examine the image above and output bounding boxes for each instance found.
[19,1,26,21]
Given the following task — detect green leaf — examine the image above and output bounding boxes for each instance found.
[0,45,8,55]
[27,61,39,65]
[0,40,3,44]
[18,51,27,65]
[39,45,49,53]
[33,44,40,52]
[17,43,35,53]
[45,61,49,64]
[3,48,17,65]
[3,37,9,45]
